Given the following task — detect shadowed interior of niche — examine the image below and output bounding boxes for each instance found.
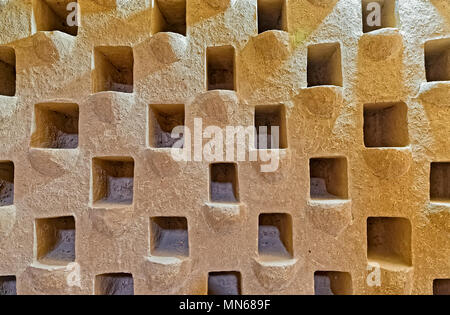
[363,102,409,147]
[95,273,134,295]
[33,0,78,36]
[258,213,293,261]
[257,0,287,33]
[0,161,14,207]
[93,46,134,93]
[210,163,239,203]
[36,216,75,266]
[430,162,450,203]
[361,0,397,33]
[149,104,185,148]
[31,103,79,149]
[367,217,412,267]
[0,276,16,296]
[310,157,348,200]
[307,42,342,87]
[92,157,134,207]
[208,271,241,295]
[314,271,353,295]
[152,0,186,35]
[207,45,235,91]
[0,46,16,97]
[433,279,450,295]
[254,105,287,149]
[425,38,450,82]
[150,216,189,257]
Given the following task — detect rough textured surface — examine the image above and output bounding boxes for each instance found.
[0,0,449,295]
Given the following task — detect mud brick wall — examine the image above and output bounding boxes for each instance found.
[0,0,449,295]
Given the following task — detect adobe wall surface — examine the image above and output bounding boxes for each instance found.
[0,0,449,295]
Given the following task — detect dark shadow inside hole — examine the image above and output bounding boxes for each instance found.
[33,0,78,36]
[258,213,293,261]
[208,272,241,295]
[310,158,348,200]
[95,273,134,295]
[0,161,14,207]
[36,216,75,265]
[210,163,239,203]
[257,0,286,33]
[0,276,16,295]
[150,217,189,257]
[314,271,352,295]
[207,45,235,91]
[149,104,185,148]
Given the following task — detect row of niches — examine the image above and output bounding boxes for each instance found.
[28,101,422,150]
[88,159,347,206]
[30,102,289,150]
[29,0,430,37]
[4,156,450,208]
[2,155,450,209]
[1,273,449,295]
[22,100,450,204]
[0,214,449,295]
[1,36,449,97]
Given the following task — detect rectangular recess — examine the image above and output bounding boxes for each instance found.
[150,216,189,257]
[95,273,134,295]
[363,102,409,147]
[35,216,75,266]
[0,276,16,295]
[257,0,287,33]
[31,102,79,149]
[93,46,134,93]
[367,217,412,267]
[92,157,134,207]
[0,161,14,207]
[309,157,348,200]
[152,0,186,35]
[207,45,235,91]
[433,279,450,295]
[208,271,241,295]
[314,271,353,295]
[258,213,293,261]
[430,162,450,203]
[254,105,287,149]
[33,0,78,36]
[425,38,450,82]
[149,104,185,148]
[362,0,397,33]
[0,46,16,97]
[210,163,239,203]
[307,42,342,87]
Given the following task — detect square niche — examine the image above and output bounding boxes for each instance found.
[258,213,293,261]
[314,271,352,295]
[210,163,239,203]
[93,46,134,93]
[208,271,241,295]
[150,216,189,258]
[31,103,79,149]
[33,0,78,36]
[95,273,134,295]
[307,42,342,87]
[367,216,412,267]
[0,46,16,97]
[92,157,134,207]
[254,105,287,149]
[363,102,409,148]
[207,45,235,91]
[35,216,75,266]
[309,157,348,200]
[149,104,185,148]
